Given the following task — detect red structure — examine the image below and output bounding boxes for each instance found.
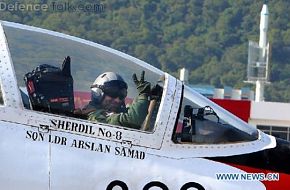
[211,99,251,122]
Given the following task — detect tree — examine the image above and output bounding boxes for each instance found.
[2,0,290,102]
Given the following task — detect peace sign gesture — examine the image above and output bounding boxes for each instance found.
[132,71,151,95]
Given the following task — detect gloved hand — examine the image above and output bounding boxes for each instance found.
[151,84,163,100]
[132,71,151,96]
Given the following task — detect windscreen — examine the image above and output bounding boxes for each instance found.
[2,22,164,130]
[173,86,258,144]
[3,23,162,95]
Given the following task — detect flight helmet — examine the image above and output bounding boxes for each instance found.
[91,72,128,103]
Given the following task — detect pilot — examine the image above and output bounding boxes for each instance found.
[82,71,151,129]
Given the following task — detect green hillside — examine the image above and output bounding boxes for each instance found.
[0,0,290,102]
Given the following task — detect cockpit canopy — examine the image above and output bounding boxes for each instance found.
[1,21,258,145]
[174,86,258,144]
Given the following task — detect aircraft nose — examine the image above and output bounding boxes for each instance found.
[266,138,290,174]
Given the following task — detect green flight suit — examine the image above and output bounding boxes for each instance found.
[88,94,149,129]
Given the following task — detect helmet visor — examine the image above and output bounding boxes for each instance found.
[91,80,128,100]
[104,87,127,100]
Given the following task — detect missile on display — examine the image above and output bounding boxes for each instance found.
[246,2,270,102]
[255,2,269,102]
[259,3,269,49]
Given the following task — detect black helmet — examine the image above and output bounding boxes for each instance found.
[91,72,128,103]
